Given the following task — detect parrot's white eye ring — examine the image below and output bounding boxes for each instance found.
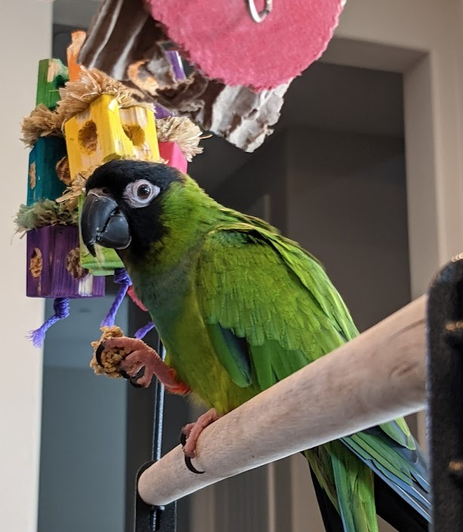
[123,179,160,208]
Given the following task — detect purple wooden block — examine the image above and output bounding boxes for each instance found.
[155,106,172,119]
[26,226,105,298]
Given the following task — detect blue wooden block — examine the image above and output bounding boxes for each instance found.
[27,137,69,205]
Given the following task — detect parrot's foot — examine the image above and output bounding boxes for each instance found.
[103,337,189,393]
[181,408,221,459]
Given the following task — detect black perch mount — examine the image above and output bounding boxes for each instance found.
[134,343,177,532]
[134,461,177,532]
[428,254,463,532]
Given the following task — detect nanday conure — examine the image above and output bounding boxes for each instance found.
[81,160,430,532]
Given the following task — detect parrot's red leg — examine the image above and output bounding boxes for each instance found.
[181,408,221,458]
[103,337,190,394]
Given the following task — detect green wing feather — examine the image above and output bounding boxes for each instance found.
[196,219,428,530]
[206,323,252,388]
[329,441,378,532]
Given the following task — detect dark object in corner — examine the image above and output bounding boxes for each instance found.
[427,255,463,532]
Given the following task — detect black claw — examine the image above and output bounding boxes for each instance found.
[129,367,145,388]
[129,378,143,388]
[184,455,205,475]
[119,368,130,380]
[95,341,105,366]
[180,430,205,474]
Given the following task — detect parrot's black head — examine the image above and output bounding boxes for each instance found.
[81,159,184,258]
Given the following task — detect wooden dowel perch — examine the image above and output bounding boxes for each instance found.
[139,296,427,506]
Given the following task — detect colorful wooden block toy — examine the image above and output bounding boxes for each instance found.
[36,58,69,110]
[67,30,86,82]
[26,225,105,298]
[119,106,160,161]
[27,137,68,205]
[64,94,160,180]
[159,141,187,173]
[64,94,160,275]
[79,244,124,276]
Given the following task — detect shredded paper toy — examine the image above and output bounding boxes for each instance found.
[90,326,131,379]
[78,0,345,152]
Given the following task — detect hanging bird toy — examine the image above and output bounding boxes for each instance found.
[15,32,204,347]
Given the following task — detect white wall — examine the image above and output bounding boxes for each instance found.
[329,0,463,297]
[0,2,51,532]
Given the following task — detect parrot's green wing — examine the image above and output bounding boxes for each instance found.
[197,224,357,389]
[196,221,429,530]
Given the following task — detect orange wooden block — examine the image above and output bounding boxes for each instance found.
[67,31,86,82]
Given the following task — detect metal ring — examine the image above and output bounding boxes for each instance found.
[246,0,273,23]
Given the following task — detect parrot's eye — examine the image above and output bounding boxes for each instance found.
[137,184,151,199]
[123,179,160,208]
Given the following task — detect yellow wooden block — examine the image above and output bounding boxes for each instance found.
[119,107,160,161]
[64,95,159,180]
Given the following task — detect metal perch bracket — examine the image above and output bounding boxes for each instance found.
[133,343,177,532]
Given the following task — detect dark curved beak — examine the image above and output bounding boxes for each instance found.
[81,191,131,256]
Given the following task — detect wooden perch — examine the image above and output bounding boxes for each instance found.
[138,296,427,506]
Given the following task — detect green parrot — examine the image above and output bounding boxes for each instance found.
[81,160,430,532]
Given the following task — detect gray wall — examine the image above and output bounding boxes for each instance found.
[38,368,127,532]
[215,130,289,233]
[38,297,128,532]
[286,126,410,332]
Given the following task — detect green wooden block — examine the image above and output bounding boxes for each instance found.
[36,59,69,110]
[78,195,124,276]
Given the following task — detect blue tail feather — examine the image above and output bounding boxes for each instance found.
[342,432,431,522]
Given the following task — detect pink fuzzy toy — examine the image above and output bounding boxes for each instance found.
[146,0,345,90]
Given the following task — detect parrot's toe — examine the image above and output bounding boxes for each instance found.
[179,408,221,467]
[180,430,205,474]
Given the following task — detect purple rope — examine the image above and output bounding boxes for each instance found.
[29,297,70,348]
[101,268,132,327]
[135,321,155,340]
